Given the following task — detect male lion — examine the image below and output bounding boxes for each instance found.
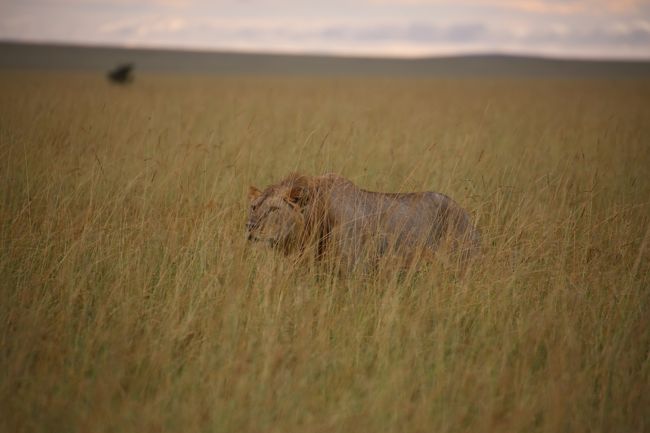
[246,173,480,272]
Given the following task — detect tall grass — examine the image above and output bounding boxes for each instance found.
[1,72,648,432]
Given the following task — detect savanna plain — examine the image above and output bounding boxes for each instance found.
[1,72,649,433]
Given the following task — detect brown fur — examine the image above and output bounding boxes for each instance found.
[247,173,481,272]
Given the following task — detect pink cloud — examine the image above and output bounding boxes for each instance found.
[1,0,649,58]
[369,0,643,15]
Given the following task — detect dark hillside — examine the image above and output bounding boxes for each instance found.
[1,41,649,77]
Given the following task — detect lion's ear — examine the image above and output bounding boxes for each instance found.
[287,186,303,204]
[284,173,311,205]
[249,186,261,201]
[287,176,311,205]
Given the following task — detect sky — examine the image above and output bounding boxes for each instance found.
[1,0,650,59]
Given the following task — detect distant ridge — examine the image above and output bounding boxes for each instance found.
[1,41,650,77]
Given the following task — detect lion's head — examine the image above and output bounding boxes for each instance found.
[246,174,312,253]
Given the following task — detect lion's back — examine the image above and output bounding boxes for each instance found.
[320,179,480,261]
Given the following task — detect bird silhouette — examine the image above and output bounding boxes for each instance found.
[107,63,134,84]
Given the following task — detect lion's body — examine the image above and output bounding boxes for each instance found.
[247,173,480,272]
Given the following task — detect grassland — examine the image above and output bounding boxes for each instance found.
[1,71,649,433]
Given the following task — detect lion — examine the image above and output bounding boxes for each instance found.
[246,173,481,272]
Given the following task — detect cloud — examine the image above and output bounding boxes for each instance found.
[100,16,188,37]
[368,0,645,15]
[1,0,650,58]
[88,15,650,58]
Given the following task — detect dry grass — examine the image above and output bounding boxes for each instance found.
[1,72,649,433]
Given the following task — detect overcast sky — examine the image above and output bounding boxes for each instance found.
[1,0,649,59]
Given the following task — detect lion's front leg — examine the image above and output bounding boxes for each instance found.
[327,225,366,276]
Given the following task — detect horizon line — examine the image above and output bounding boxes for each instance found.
[2,38,650,64]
